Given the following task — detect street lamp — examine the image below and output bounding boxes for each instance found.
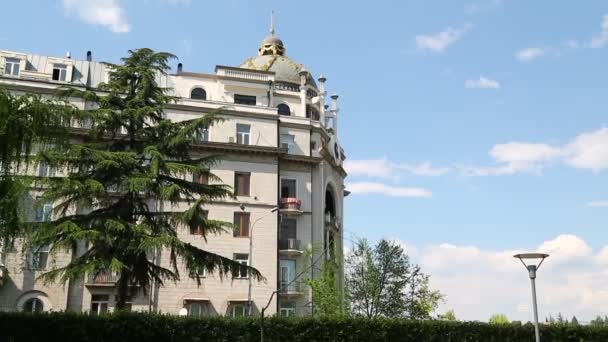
[244,205,279,316]
[514,253,549,342]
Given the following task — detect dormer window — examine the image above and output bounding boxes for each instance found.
[190,88,207,100]
[277,103,290,116]
[3,58,20,76]
[52,64,68,82]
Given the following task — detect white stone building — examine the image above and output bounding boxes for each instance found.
[0,23,347,317]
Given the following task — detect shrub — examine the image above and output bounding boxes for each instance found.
[1,312,608,342]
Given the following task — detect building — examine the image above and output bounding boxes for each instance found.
[0,21,347,317]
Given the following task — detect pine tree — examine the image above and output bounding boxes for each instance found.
[0,87,76,245]
[571,316,579,326]
[29,48,262,308]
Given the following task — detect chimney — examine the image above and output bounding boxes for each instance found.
[86,51,92,62]
[66,51,71,59]
[177,63,183,74]
[330,94,339,136]
[318,75,327,126]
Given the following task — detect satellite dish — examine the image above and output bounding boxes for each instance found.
[178,308,188,316]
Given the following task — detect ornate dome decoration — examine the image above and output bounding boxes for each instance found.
[240,11,318,90]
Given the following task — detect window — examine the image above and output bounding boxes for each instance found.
[195,127,209,142]
[23,298,44,313]
[233,212,250,238]
[190,88,207,100]
[29,244,50,270]
[234,172,250,196]
[306,105,320,120]
[277,104,290,116]
[52,64,68,82]
[234,94,256,106]
[90,294,109,315]
[280,134,295,154]
[233,253,249,278]
[279,302,296,317]
[280,218,297,241]
[190,210,208,235]
[38,161,56,177]
[4,58,20,76]
[231,303,246,317]
[279,259,296,289]
[186,301,208,317]
[236,124,251,145]
[281,179,296,199]
[193,172,208,185]
[34,202,53,222]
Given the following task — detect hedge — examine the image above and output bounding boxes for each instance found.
[1,312,608,342]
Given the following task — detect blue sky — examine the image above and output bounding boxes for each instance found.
[2,0,608,322]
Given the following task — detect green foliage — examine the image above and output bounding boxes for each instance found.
[306,260,344,318]
[489,314,510,325]
[0,87,76,245]
[439,310,457,321]
[8,48,262,309]
[3,312,608,342]
[590,315,608,326]
[346,238,442,319]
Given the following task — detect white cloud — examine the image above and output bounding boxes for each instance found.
[465,128,608,176]
[515,47,546,62]
[564,128,608,171]
[415,24,472,52]
[587,201,608,208]
[464,76,501,89]
[344,159,449,179]
[590,15,608,48]
[62,0,130,33]
[343,159,395,179]
[409,234,608,321]
[346,182,432,198]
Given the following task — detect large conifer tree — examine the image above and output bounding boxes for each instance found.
[26,48,261,308]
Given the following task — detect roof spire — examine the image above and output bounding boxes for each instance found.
[269,10,275,35]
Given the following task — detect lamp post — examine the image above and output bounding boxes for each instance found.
[243,204,279,316]
[514,253,549,342]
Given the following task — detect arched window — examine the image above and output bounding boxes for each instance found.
[190,88,207,100]
[277,103,291,116]
[23,298,44,313]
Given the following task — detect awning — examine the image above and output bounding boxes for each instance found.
[227,295,250,302]
[183,297,210,301]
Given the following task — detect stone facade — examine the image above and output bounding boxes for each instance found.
[0,28,346,317]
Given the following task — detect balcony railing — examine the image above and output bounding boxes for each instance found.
[279,281,304,295]
[279,238,301,251]
[86,271,119,285]
[280,197,301,211]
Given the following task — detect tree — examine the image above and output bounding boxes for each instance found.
[307,260,344,317]
[489,314,510,325]
[0,88,76,245]
[439,310,457,321]
[591,315,606,326]
[28,48,262,309]
[571,316,579,326]
[346,238,442,319]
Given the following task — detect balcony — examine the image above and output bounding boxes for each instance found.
[280,197,303,216]
[86,271,119,286]
[278,281,304,297]
[279,239,304,257]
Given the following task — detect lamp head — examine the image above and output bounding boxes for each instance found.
[514,253,549,277]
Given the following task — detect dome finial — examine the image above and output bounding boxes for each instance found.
[258,11,285,56]
[269,10,275,36]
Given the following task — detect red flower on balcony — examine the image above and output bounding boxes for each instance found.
[280,197,301,210]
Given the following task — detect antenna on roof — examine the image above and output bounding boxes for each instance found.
[269,10,275,35]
